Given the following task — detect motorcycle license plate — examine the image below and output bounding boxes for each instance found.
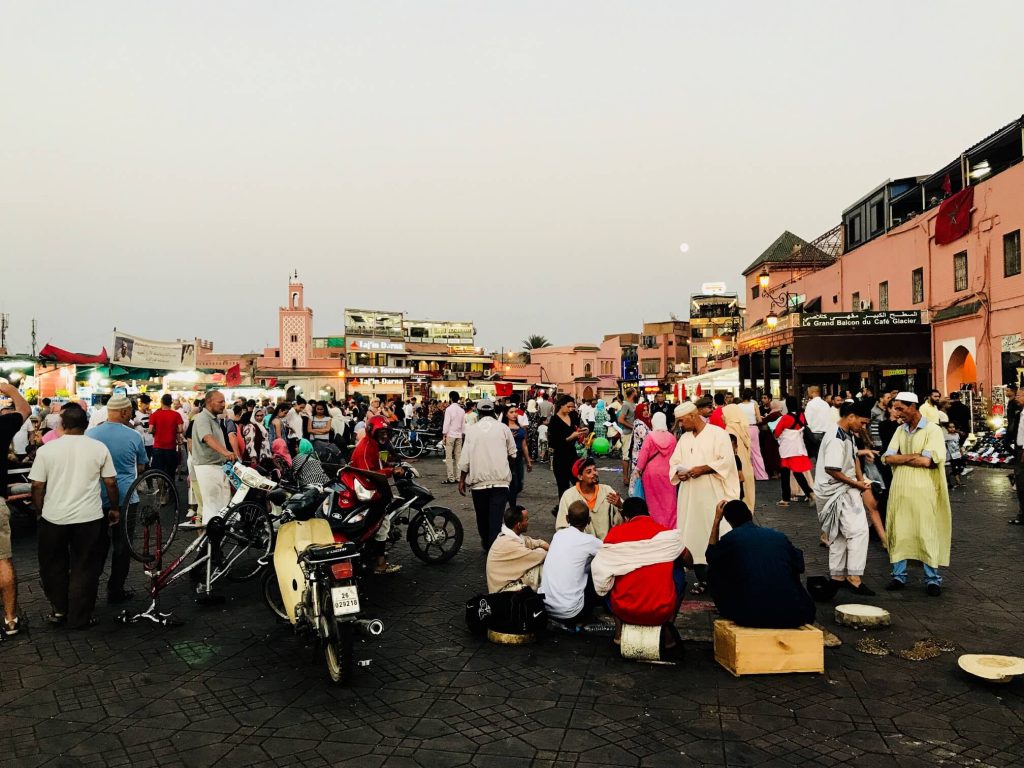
[331,585,360,615]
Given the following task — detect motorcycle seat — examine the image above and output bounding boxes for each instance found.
[301,542,358,565]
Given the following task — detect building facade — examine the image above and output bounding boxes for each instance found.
[637,320,690,394]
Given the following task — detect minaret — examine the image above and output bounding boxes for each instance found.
[279,272,313,369]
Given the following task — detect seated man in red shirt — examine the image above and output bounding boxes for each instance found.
[592,497,688,650]
[348,416,406,575]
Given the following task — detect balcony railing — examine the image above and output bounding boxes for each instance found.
[737,314,802,344]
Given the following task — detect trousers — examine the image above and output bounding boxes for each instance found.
[444,437,463,482]
[891,560,942,586]
[829,494,869,577]
[102,505,131,595]
[471,486,509,551]
[37,517,107,628]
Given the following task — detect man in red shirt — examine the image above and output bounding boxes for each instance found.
[148,394,183,479]
[592,497,688,648]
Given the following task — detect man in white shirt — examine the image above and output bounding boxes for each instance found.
[29,405,119,629]
[540,500,603,626]
[403,398,416,427]
[578,400,596,431]
[803,386,833,451]
[286,398,306,447]
[458,399,516,549]
[12,416,34,457]
[442,391,466,484]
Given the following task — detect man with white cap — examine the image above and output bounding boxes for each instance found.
[669,400,740,595]
[883,391,951,596]
[458,399,517,550]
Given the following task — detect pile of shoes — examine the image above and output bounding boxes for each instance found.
[964,430,1016,466]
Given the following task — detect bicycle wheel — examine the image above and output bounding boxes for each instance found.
[397,437,423,460]
[260,567,289,622]
[122,470,180,565]
[220,502,274,582]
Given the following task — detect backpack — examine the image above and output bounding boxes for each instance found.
[465,586,547,636]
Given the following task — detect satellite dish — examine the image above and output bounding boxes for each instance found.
[679,243,690,253]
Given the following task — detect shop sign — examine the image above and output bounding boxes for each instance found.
[1002,333,1023,352]
[348,338,406,353]
[881,369,907,376]
[448,345,479,355]
[801,311,921,329]
[350,365,412,377]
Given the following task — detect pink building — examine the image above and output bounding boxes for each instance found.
[738,116,1024,399]
[507,333,636,401]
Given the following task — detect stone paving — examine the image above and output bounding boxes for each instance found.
[3,456,1024,767]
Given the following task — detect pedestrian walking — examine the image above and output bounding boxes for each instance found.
[29,405,119,629]
[442,391,466,484]
[505,407,533,507]
[148,393,183,478]
[0,378,31,636]
[458,400,516,550]
[773,395,815,506]
[87,393,148,603]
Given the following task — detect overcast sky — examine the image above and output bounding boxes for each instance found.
[2,2,1022,356]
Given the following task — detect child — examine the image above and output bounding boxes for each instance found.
[730,433,745,501]
[537,418,549,462]
[945,421,963,488]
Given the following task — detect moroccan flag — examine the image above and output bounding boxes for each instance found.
[934,186,974,245]
[226,364,242,387]
[494,382,513,397]
[940,173,952,196]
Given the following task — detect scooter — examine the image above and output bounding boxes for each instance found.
[266,485,384,684]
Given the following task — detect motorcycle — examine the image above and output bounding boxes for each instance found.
[325,462,463,564]
[264,484,383,684]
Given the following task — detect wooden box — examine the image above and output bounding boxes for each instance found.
[714,620,824,676]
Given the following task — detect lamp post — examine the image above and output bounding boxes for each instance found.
[758,268,800,329]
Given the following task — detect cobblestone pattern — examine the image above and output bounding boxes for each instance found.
[3,457,1023,767]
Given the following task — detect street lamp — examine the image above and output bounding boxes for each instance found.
[758,268,770,291]
[766,311,779,329]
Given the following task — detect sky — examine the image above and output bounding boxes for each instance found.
[2,2,1023,356]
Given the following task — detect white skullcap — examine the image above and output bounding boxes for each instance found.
[895,391,919,404]
[674,401,697,419]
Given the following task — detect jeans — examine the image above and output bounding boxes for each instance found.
[471,486,509,551]
[151,447,179,478]
[890,559,942,586]
[509,458,525,508]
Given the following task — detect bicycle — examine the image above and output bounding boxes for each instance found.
[117,465,276,626]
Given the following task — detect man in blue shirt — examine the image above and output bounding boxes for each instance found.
[87,393,148,603]
[705,500,815,629]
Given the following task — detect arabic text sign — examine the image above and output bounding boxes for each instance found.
[111,333,197,370]
[801,311,922,329]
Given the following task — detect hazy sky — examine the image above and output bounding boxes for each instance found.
[2,2,1022,355]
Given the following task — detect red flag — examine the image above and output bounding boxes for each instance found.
[226,364,242,387]
[940,173,952,197]
[695,384,703,397]
[494,382,513,397]
[934,186,974,245]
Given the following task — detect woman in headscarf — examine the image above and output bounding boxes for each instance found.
[271,437,292,468]
[737,389,768,481]
[293,438,331,486]
[722,403,756,508]
[593,399,609,440]
[773,395,814,506]
[633,411,678,527]
[759,399,784,478]
[628,402,652,497]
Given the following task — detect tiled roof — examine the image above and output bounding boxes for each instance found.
[742,230,837,276]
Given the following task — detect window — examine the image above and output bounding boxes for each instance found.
[641,335,657,349]
[878,281,889,311]
[953,251,968,292]
[851,292,860,310]
[912,268,924,304]
[869,198,885,236]
[848,213,862,244]
[641,359,660,376]
[751,284,760,300]
[584,363,592,377]
[1005,230,1021,277]
[290,334,298,343]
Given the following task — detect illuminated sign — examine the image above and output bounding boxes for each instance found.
[350,365,412,377]
[349,338,406,353]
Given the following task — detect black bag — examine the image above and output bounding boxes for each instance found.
[465,587,547,636]
[799,413,820,457]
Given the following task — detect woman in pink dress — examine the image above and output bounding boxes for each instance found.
[633,411,679,528]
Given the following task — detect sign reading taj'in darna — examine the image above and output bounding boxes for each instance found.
[800,311,922,329]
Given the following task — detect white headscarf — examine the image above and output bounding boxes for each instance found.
[651,412,668,432]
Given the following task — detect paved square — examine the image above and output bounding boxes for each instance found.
[3,459,1023,767]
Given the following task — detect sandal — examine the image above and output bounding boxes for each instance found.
[2,616,20,637]
[689,582,706,596]
[47,612,66,626]
[776,501,791,507]
[374,563,402,575]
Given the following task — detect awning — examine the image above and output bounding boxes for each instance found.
[38,344,109,364]
[681,368,741,391]
[803,296,822,313]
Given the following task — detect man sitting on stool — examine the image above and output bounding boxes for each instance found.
[592,497,687,647]
[706,500,815,628]
[486,505,548,593]
[540,500,602,628]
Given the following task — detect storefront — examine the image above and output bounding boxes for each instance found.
[737,311,932,397]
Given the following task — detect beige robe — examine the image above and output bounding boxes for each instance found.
[669,424,740,566]
[486,530,547,593]
[555,483,622,540]
[722,404,756,508]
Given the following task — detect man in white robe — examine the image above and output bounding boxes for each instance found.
[669,401,740,592]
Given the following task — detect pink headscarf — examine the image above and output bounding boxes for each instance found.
[271,438,292,466]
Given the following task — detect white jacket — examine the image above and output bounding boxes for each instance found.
[458,416,516,489]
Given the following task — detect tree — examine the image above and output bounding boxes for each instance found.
[521,335,551,363]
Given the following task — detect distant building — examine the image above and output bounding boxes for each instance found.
[689,293,741,376]
[637,320,690,396]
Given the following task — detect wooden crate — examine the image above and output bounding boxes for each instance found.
[714,620,824,676]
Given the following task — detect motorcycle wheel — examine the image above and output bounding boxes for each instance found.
[260,567,288,622]
[408,506,463,564]
[323,615,354,684]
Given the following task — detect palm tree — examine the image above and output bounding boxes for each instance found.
[521,334,551,363]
